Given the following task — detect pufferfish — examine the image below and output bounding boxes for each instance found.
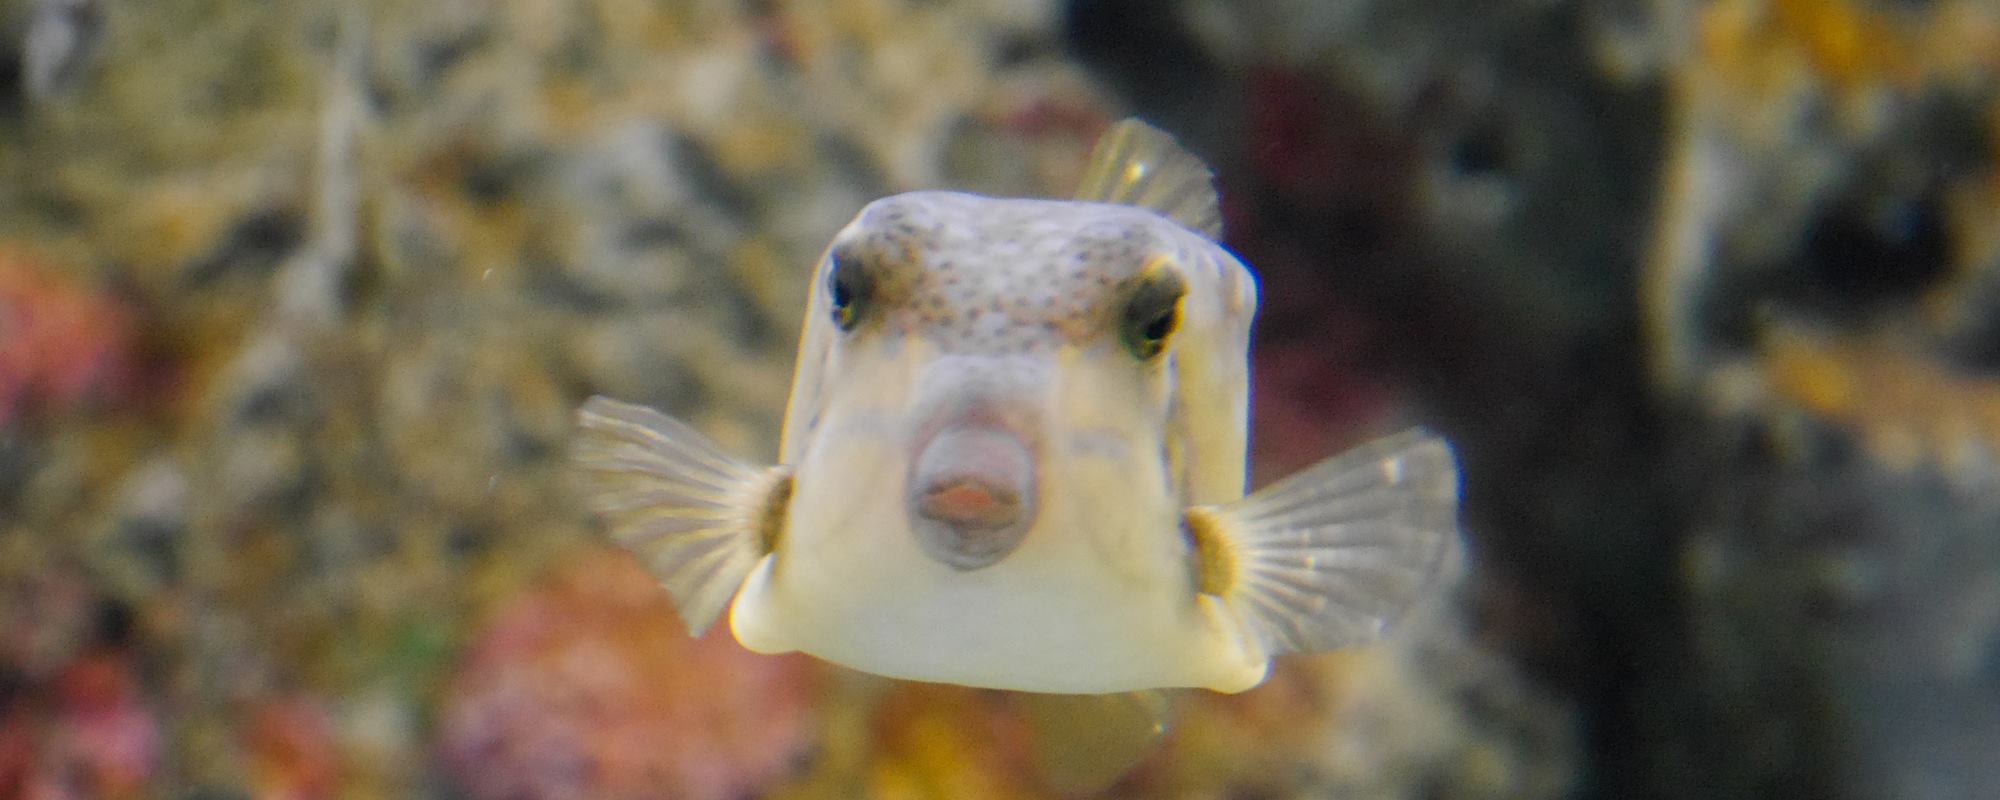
[573,120,1460,701]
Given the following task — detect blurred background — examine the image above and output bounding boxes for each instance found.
[1,0,1998,797]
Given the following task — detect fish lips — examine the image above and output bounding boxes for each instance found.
[906,420,1040,571]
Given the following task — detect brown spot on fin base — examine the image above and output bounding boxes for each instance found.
[1184,505,1236,597]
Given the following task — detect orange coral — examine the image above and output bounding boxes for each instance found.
[245,697,338,800]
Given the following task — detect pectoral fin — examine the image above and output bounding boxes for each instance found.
[1015,690,1173,796]
[572,396,789,636]
[1188,429,1461,656]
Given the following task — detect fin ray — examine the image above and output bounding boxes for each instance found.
[1203,429,1461,656]
[573,396,781,636]
[1073,118,1224,239]
[576,400,748,475]
[583,480,739,508]
[584,485,739,514]
[609,514,738,547]
[573,456,747,498]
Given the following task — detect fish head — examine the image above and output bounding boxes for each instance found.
[777,190,1258,572]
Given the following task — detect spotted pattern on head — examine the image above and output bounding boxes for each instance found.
[832,191,1207,355]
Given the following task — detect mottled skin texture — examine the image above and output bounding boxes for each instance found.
[781,191,1256,500]
[848,194,1173,350]
[733,189,1269,693]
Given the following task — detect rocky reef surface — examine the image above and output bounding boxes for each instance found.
[0,0,1991,798]
[1072,0,2000,797]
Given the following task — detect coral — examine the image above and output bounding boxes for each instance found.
[437,548,818,800]
[244,696,338,800]
[0,250,134,427]
[0,649,161,800]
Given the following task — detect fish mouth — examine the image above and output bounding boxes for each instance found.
[906,419,1039,571]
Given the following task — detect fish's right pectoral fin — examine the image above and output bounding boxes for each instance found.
[1191,429,1462,657]
[572,395,789,637]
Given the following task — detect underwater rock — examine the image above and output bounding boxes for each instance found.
[1643,4,2000,796]
[1071,0,2000,798]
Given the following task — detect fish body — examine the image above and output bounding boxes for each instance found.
[574,120,1459,696]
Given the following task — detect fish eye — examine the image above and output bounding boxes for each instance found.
[1120,271,1186,360]
[827,249,874,332]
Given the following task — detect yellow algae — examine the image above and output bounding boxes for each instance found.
[1763,334,1859,417]
[1772,0,1912,91]
[1762,326,2000,468]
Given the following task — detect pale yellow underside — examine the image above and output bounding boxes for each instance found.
[731,342,1268,693]
[729,485,1269,694]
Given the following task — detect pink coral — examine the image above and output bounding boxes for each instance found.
[0,250,134,427]
[437,547,818,800]
[0,650,163,800]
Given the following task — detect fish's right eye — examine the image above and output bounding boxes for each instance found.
[827,250,874,332]
[1120,271,1186,360]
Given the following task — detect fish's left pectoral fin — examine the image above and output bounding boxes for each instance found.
[572,395,789,637]
[1015,690,1174,795]
[1191,428,1462,657]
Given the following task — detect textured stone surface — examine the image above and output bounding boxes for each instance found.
[1071,0,2000,798]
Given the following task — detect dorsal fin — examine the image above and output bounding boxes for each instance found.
[1073,118,1224,240]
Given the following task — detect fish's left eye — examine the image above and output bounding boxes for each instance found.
[827,250,874,332]
[1120,272,1185,360]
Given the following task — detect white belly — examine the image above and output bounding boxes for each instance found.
[728,458,1266,694]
